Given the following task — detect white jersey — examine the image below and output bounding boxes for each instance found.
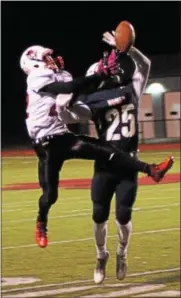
[26,68,73,139]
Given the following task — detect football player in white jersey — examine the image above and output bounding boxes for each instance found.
[20,45,174,249]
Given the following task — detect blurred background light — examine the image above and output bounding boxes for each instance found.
[146,83,166,95]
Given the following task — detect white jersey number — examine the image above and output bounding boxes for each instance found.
[105,104,136,141]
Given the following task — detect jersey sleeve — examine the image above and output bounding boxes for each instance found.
[27,68,55,93]
[75,86,131,111]
[39,73,106,95]
[129,47,151,98]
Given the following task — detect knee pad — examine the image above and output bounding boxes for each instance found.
[92,203,110,224]
[116,205,132,225]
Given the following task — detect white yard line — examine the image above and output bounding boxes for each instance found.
[2,209,23,213]
[2,203,180,225]
[2,206,172,215]
[2,212,92,224]
[2,196,87,207]
[2,186,180,208]
[134,290,181,297]
[3,161,35,164]
[2,202,179,219]
[3,285,99,298]
[2,268,180,294]
[3,284,166,298]
[148,208,170,213]
[81,284,165,298]
[3,285,181,298]
[2,202,39,208]
[133,202,180,211]
[2,227,180,250]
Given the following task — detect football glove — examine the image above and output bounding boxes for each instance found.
[102,31,116,47]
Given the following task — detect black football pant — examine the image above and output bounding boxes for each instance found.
[91,160,138,225]
[33,133,149,222]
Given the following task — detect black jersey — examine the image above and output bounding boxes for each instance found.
[92,83,139,153]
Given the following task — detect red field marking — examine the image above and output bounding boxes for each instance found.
[1,143,180,157]
[140,143,180,151]
[2,173,180,191]
[2,150,35,157]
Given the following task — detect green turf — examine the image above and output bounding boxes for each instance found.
[2,150,180,297]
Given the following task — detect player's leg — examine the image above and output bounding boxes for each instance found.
[91,167,116,284]
[115,170,138,280]
[34,140,64,248]
[68,134,174,182]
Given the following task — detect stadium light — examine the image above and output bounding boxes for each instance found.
[146,83,165,95]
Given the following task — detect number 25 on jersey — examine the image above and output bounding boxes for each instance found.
[106,103,136,141]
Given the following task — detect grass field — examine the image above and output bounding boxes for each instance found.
[1,145,180,297]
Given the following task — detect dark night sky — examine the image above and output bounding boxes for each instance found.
[2,1,181,146]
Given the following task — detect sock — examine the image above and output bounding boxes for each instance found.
[93,221,108,259]
[116,220,132,259]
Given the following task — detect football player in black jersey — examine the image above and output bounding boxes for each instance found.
[77,33,164,284]
[59,41,174,284]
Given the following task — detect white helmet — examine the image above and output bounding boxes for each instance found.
[20,45,64,74]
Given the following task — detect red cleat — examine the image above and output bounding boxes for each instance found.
[149,156,174,182]
[36,221,48,248]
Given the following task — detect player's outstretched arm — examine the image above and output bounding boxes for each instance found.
[39,50,120,95]
[129,46,151,83]
[40,73,107,95]
[128,46,151,97]
[73,85,131,111]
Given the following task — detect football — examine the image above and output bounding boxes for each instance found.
[115,21,135,52]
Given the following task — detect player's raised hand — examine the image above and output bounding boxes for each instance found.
[97,59,108,76]
[97,49,120,76]
[107,49,122,76]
